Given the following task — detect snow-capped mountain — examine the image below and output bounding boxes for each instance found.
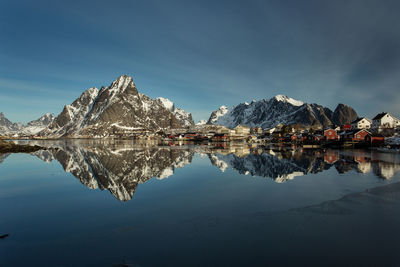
[156,97,194,127]
[207,95,357,128]
[22,113,55,135]
[207,105,228,124]
[41,75,184,137]
[0,112,54,136]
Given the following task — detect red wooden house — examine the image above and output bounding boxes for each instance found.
[365,134,385,146]
[353,129,370,141]
[324,129,338,140]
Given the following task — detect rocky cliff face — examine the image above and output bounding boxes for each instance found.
[331,103,358,125]
[207,95,358,128]
[41,75,184,137]
[156,97,194,127]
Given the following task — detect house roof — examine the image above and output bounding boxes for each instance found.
[351,117,371,124]
[355,129,371,135]
[373,112,389,120]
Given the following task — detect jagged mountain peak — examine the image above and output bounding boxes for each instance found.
[331,103,358,125]
[110,75,135,91]
[207,105,229,124]
[156,97,175,111]
[273,94,304,106]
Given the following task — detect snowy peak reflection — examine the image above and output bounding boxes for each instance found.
[18,140,400,200]
[32,141,194,201]
[207,147,400,182]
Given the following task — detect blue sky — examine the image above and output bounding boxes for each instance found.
[1,0,400,123]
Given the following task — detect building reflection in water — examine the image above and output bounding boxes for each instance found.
[2,140,400,201]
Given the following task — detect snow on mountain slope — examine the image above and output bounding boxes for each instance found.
[156,97,194,127]
[274,94,304,106]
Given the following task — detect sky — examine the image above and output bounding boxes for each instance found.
[1,0,400,123]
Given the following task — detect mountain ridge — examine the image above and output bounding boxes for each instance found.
[206,95,358,128]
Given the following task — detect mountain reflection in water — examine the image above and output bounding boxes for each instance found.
[5,140,400,201]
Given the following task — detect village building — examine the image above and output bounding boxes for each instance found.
[365,133,385,146]
[354,129,371,142]
[323,129,338,140]
[372,112,400,130]
[351,117,372,130]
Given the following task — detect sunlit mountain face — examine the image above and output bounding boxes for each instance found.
[7,140,400,201]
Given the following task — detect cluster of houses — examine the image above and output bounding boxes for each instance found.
[166,112,400,148]
[272,112,400,147]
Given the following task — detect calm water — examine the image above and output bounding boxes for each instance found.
[1,140,400,266]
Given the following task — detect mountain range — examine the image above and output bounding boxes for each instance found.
[0,112,55,136]
[0,75,359,137]
[206,95,357,129]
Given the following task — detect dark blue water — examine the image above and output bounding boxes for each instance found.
[1,141,400,266]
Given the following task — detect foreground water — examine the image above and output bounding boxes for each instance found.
[1,140,400,266]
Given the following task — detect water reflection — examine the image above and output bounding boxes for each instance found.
[4,140,400,201]
[209,147,400,182]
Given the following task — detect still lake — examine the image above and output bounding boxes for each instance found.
[1,140,400,266]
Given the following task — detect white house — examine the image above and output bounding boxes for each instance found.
[351,117,371,130]
[372,112,400,130]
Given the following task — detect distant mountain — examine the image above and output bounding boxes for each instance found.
[0,112,54,136]
[41,75,185,137]
[23,113,55,135]
[0,112,20,135]
[156,97,194,127]
[206,95,358,128]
